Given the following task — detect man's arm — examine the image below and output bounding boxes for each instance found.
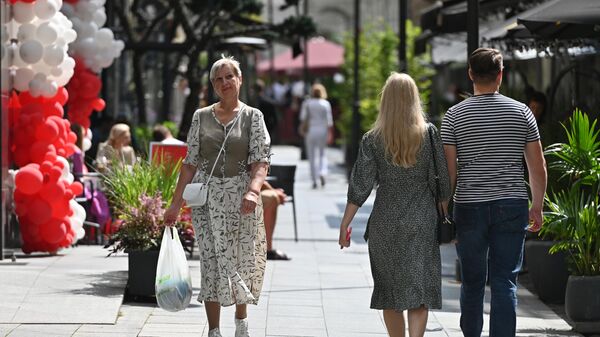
[444,145,457,193]
[524,140,547,232]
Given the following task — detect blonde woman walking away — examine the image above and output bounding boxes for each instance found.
[299,83,334,188]
[338,72,451,337]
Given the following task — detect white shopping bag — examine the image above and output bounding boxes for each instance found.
[155,227,193,312]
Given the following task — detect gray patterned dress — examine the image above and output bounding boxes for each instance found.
[183,104,270,306]
[348,124,451,311]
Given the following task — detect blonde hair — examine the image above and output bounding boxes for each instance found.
[372,72,426,168]
[311,83,327,99]
[107,123,131,148]
[209,54,242,82]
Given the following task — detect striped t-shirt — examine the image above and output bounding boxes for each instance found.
[440,93,539,203]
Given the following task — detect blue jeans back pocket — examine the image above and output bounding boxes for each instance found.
[493,200,528,233]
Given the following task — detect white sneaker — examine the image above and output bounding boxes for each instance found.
[208,328,222,337]
[235,318,249,337]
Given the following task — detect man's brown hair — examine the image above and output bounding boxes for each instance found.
[468,48,503,84]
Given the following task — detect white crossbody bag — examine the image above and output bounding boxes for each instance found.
[182,107,243,207]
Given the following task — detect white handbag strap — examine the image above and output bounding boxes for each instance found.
[204,104,244,184]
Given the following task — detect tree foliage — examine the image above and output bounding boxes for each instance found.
[110,0,315,136]
[331,20,434,140]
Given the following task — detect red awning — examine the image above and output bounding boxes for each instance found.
[257,37,344,75]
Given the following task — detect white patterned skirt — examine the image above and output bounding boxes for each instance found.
[191,171,267,306]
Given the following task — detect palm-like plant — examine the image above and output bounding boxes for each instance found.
[544,109,600,192]
[543,109,600,276]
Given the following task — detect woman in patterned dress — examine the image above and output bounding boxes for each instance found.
[338,72,451,337]
[164,56,271,337]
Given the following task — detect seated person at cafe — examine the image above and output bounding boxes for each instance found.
[261,182,291,260]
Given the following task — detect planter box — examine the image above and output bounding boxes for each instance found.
[566,275,600,321]
[127,250,159,300]
[524,240,569,303]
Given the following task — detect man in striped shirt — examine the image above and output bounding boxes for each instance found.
[441,48,547,337]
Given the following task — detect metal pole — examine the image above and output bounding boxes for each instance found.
[350,0,361,169]
[398,0,407,72]
[303,0,309,96]
[467,0,479,59]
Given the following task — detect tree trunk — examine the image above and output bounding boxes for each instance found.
[132,52,147,124]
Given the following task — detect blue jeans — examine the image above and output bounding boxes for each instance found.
[453,199,528,337]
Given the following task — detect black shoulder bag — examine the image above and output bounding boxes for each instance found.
[427,126,455,244]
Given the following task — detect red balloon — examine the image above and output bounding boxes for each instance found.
[40,219,67,245]
[70,182,84,196]
[54,87,69,106]
[35,119,59,142]
[49,166,62,182]
[51,200,70,218]
[28,198,52,225]
[12,150,30,168]
[29,141,56,164]
[92,98,106,111]
[15,166,44,195]
[39,182,66,203]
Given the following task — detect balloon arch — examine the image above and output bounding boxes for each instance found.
[2,0,123,253]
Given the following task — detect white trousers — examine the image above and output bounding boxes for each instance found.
[304,128,328,184]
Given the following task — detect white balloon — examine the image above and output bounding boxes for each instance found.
[82,137,92,152]
[19,40,43,64]
[65,172,74,184]
[13,2,36,24]
[63,29,77,43]
[56,156,70,179]
[69,199,86,221]
[95,28,114,47]
[42,81,58,97]
[36,22,58,45]
[17,23,37,41]
[78,37,96,58]
[28,77,45,97]
[31,60,52,74]
[50,66,63,77]
[34,0,58,21]
[43,45,64,66]
[85,128,93,140]
[76,227,85,240]
[93,10,107,27]
[80,22,97,39]
[13,68,34,92]
[61,3,75,17]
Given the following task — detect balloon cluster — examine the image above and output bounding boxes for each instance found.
[9,87,77,167]
[66,60,105,129]
[62,0,124,73]
[1,0,77,97]
[13,158,86,253]
[60,0,123,128]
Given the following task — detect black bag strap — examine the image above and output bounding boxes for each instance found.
[427,124,443,219]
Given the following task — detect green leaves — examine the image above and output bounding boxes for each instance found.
[543,109,600,276]
[545,109,600,187]
[334,20,434,140]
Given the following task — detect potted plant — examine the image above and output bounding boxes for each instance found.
[543,109,600,331]
[102,159,194,299]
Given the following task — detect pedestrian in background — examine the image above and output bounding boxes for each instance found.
[299,83,333,189]
[164,55,271,337]
[338,72,451,337]
[95,123,136,171]
[441,48,547,337]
